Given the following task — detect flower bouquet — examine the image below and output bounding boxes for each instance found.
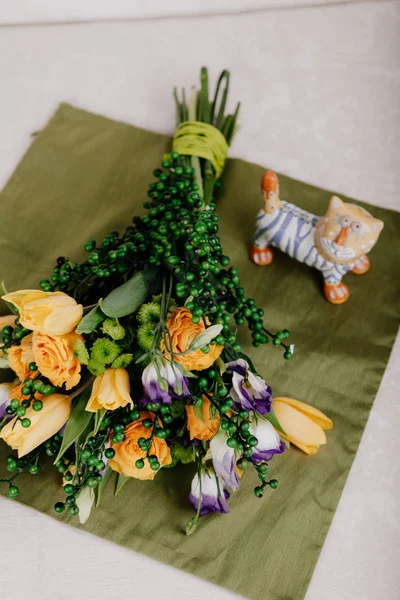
[0,68,331,533]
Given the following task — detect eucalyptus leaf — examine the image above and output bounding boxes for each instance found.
[100,271,148,318]
[76,486,95,524]
[186,324,223,353]
[0,357,9,368]
[54,387,93,464]
[96,466,112,507]
[261,406,287,436]
[76,306,105,334]
[115,472,130,497]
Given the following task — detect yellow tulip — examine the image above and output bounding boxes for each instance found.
[273,397,333,455]
[0,314,17,329]
[0,394,71,457]
[86,368,133,412]
[2,290,83,336]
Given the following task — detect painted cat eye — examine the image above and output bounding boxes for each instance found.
[340,216,351,227]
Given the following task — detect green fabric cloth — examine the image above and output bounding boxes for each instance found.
[0,104,399,600]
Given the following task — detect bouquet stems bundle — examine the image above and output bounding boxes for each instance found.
[0,68,294,533]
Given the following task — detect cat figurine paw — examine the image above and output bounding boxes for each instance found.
[250,170,384,304]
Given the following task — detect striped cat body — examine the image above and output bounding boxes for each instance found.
[250,171,384,304]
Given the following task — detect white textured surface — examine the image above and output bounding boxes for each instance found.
[0,0,369,25]
[0,3,399,600]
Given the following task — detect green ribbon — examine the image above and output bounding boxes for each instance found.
[172,121,228,179]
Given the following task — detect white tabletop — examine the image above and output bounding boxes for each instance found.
[0,2,399,599]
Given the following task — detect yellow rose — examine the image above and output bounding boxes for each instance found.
[86,368,133,412]
[161,306,223,371]
[32,331,82,391]
[109,411,172,480]
[273,397,333,455]
[7,333,35,381]
[186,395,220,440]
[2,290,83,335]
[0,393,71,457]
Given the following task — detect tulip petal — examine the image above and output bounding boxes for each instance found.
[279,432,320,455]
[274,397,333,430]
[273,401,327,447]
[2,289,41,309]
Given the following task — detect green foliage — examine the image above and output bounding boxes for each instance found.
[76,306,105,334]
[91,338,121,365]
[87,359,106,376]
[73,338,89,365]
[137,301,161,324]
[100,271,148,318]
[101,318,125,340]
[170,398,185,419]
[54,388,93,463]
[111,353,133,369]
[137,322,155,352]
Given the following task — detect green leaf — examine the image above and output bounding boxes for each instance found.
[96,466,112,507]
[261,406,287,436]
[92,408,106,436]
[100,272,148,318]
[76,486,95,524]
[214,357,226,375]
[183,324,223,354]
[115,472,130,496]
[193,399,205,423]
[76,306,105,334]
[209,402,218,420]
[0,356,9,368]
[54,387,93,464]
[185,516,198,536]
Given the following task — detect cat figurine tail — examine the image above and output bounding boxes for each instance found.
[250,170,384,305]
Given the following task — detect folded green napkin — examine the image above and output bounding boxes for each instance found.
[1,104,399,600]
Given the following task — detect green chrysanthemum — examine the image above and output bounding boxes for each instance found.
[137,302,161,325]
[87,358,106,376]
[137,322,156,352]
[111,353,134,369]
[101,318,125,340]
[90,338,121,365]
[73,338,89,365]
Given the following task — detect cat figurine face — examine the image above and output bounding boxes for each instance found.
[250,170,384,304]
[315,196,384,265]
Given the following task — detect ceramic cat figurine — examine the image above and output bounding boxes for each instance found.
[250,171,384,304]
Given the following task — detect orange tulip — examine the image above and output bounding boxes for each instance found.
[273,397,333,455]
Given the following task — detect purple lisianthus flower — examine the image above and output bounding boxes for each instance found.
[249,417,286,463]
[210,429,240,491]
[0,383,12,420]
[142,358,190,404]
[189,469,230,516]
[226,359,272,414]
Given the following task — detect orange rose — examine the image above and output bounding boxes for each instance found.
[186,395,220,441]
[7,334,35,381]
[161,306,223,371]
[109,411,172,481]
[32,331,82,390]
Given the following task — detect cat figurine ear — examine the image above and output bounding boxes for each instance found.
[250,170,384,304]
